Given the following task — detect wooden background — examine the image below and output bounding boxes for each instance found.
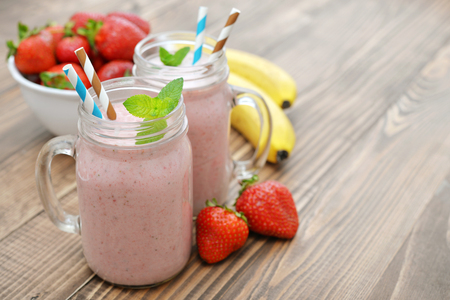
[1,0,450,299]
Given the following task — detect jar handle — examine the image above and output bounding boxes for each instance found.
[35,135,80,235]
[229,85,273,180]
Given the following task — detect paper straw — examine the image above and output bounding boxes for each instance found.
[193,6,208,65]
[208,8,240,63]
[63,64,103,119]
[74,47,117,120]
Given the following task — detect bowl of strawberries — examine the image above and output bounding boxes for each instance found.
[7,11,149,136]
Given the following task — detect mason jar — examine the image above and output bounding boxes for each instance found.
[133,31,272,215]
[36,77,193,287]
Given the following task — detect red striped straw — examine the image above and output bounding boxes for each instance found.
[75,47,117,120]
[208,8,240,62]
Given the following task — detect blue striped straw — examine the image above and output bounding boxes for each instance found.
[62,64,103,119]
[193,6,208,65]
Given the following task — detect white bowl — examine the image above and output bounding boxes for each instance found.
[7,56,80,136]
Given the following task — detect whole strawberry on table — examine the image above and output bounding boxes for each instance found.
[196,176,299,264]
[6,11,149,89]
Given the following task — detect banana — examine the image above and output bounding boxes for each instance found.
[228,72,296,163]
[226,48,297,108]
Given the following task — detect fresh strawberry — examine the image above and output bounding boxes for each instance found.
[44,24,65,49]
[235,176,299,239]
[6,23,56,74]
[40,63,91,90]
[56,36,91,63]
[69,12,105,34]
[196,199,249,264]
[95,16,146,61]
[97,60,133,81]
[107,12,150,34]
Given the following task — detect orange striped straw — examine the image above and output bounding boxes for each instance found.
[75,47,117,120]
[208,8,240,62]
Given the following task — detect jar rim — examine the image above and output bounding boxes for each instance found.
[133,31,228,89]
[77,77,188,150]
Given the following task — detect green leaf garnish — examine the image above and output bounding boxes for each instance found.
[136,119,168,145]
[123,78,183,119]
[158,78,183,103]
[123,78,184,145]
[122,95,177,119]
[159,46,190,66]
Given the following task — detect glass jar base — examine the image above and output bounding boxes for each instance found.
[99,270,183,290]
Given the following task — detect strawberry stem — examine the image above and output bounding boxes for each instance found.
[77,19,103,49]
[63,21,75,37]
[238,175,259,197]
[6,40,17,59]
[204,198,249,225]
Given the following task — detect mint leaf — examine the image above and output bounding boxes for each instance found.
[172,47,190,65]
[123,78,183,145]
[159,47,171,65]
[123,78,183,119]
[158,77,183,102]
[136,119,168,145]
[159,46,190,66]
[123,95,161,119]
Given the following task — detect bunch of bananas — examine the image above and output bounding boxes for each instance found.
[227,49,297,164]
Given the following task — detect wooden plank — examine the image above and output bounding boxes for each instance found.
[0,190,92,300]
[368,175,450,300]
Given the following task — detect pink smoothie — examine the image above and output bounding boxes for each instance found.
[76,104,193,286]
[183,81,234,215]
[150,55,234,215]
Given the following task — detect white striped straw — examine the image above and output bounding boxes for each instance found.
[208,8,240,63]
[62,64,103,119]
[193,6,208,65]
[74,47,116,120]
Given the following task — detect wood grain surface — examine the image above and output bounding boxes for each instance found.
[1,0,450,299]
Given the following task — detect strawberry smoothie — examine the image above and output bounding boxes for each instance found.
[145,54,234,215]
[76,94,192,286]
[182,80,234,215]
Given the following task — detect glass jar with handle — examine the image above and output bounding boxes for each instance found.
[36,77,193,288]
[133,31,273,215]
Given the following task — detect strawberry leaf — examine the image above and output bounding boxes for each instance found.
[237,175,259,197]
[18,22,29,41]
[124,69,132,77]
[77,20,103,49]
[6,40,17,59]
[40,72,74,89]
[63,21,75,37]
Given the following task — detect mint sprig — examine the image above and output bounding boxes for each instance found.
[123,78,184,145]
[123,78,183,119]
[159,46,190,66]
[136,119,168,145]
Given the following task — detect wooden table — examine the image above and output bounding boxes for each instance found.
[2,0,450,299]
